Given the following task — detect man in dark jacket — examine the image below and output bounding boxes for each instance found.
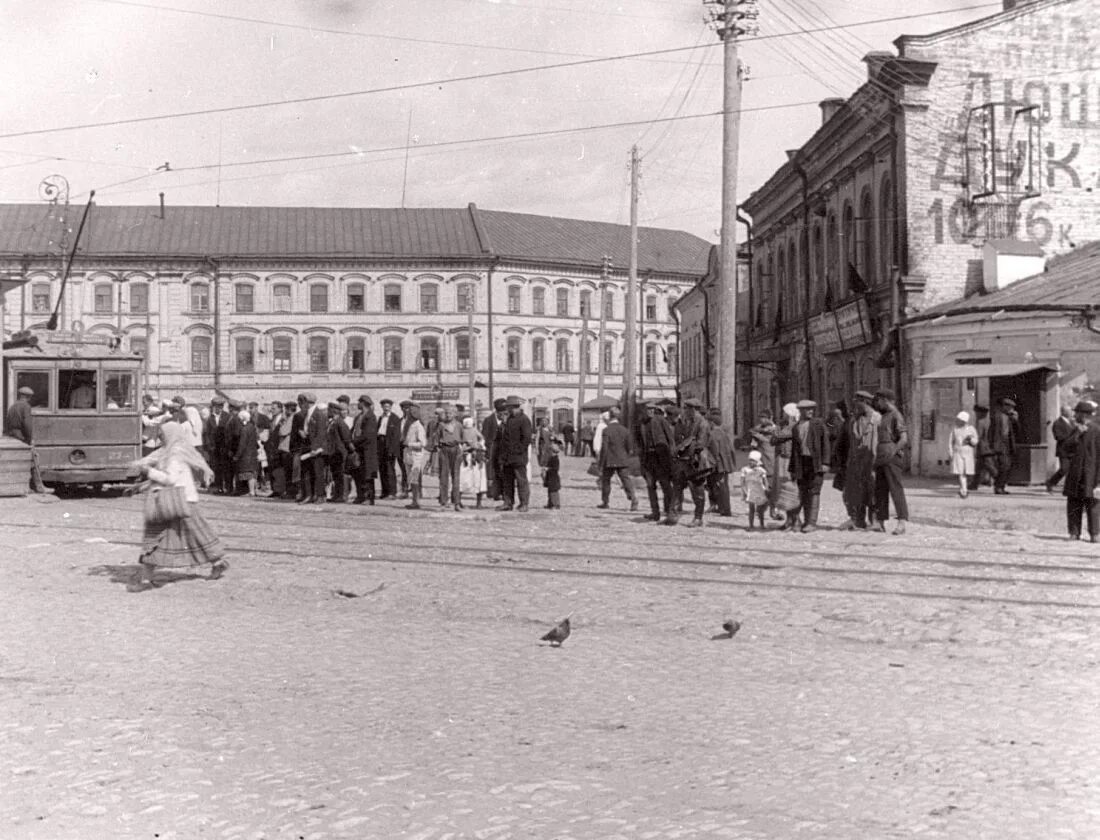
[671,398,711,528]
[202,396,231,494]
[706,409,736,517]
[639,402,675,522]
[299,392,331,504]
[1047,404,1078,492]
[351,395,379,504]
[788,399,831,533]
[1063,400,1100,542]
[482,398,508,500]
[497,395,533,512]
[327,402,352,503]
[596,406,637,511]
[989,397,1018,494]
[376,398,402,498]
[871,389,909,534]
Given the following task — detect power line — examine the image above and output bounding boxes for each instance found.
[0,5,1002,143]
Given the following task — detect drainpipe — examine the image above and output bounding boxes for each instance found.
[700,280,712,408]
[205,256,221,387]
[485,257,499,407]
[736,210,753,432]
[791,156,815,398]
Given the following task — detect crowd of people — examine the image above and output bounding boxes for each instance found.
[126,386,1100,546]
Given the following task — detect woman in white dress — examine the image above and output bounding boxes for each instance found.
[458,416,487,508]
[948,410,979,498]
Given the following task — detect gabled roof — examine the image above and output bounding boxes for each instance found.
[0,203,711,277]
[913,240,1100,321]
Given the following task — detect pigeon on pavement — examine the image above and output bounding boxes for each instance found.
[541,616,571,647]
[722,619,741,638]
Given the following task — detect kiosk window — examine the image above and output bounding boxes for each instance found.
[15,371,50,408]
[59,368,97,409]
[104,371,135,409]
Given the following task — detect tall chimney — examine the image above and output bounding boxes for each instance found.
[819,98,845,125]
[863,51,894,82]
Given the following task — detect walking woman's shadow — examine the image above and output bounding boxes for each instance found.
[89,564,207,591]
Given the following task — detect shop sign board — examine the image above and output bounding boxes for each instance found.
[811,298,872,355]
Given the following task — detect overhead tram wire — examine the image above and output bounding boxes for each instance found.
[0,5,1002,143]
[635,23,712,149]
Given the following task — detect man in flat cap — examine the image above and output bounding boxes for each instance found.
[638,400,675,522]
[1063,400,1100,541]
[482,397,508,500]
[3,385,48,493]
[351,396,378,504]
[298,392,330,504]
[203,396,231,493]
[497,395,532,512]
[670,398,711,527]
[987,396,1019,494]
[376,398,401,498]
[836,390,881,530]
[871,389,909,534]
[397,399,416,498]
[787,399,830,533]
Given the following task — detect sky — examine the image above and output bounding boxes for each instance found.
[0,0,1004,241]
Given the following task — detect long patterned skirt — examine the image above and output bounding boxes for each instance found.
[141,505,226,568]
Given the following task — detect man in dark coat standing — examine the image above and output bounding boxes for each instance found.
[1047,404,1078,493]
[871,388,909,534]
[299,392,331,504]
[1063,400,1100,542]
[497,395,533,512]
[989,397,1018,494]
[482,397,508,500]
[638,402,675,522]
[596,406,638,511]
[202,396,231,494]
[351,395,379,504]
[788,399,831,533]
[706,409,736,517]
[375,398,402,499]
[671,398,711,528]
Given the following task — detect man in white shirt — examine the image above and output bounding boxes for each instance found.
[376,398,401,498]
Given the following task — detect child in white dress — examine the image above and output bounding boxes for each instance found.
[739,450,770,530]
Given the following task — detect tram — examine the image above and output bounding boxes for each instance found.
[3,328,144,488]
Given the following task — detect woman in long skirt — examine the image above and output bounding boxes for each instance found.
[458,416,487,508]
[133,421,228,590]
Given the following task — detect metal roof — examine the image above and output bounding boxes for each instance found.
[919,362,1054,380]
[915,239,1100,318]
[0,203,711,276]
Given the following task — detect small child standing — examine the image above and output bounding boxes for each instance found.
[542,437,562,509]
[739,450,770,530]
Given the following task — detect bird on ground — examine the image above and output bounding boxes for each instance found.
[722,619,741,638]
[541,616,572,647]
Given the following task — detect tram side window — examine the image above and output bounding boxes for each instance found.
[15,371,50,408]
[104,371,135,410]
[59,368,97,409]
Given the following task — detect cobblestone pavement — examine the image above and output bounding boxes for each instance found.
[1,458,1098,839]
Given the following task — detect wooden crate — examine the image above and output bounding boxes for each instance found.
[0,438,32,497]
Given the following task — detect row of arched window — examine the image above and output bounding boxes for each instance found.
[753,176,896,327]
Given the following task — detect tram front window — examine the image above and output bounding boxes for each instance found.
[59,368,97,409]
[14,371,50,408]
[104,371,135,410]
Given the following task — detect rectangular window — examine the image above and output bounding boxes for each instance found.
[104,371,135,409]
[191,337,211,372]
[310,285,328,314]
[347,286,365,312]
[603,292,614,320]
[60,368,100,409]
[556,288,569,317]
[645,343,657,374]
[419,338,439,370]
[532,288,545,315]
[507,337,520,371]
[384,285,402,313]
[384,337,402,371]
[308,336,328,372]
[456,335,471,371]
[273,284,292,313]
[457,284,474,313]
[94,285,112,314]
[129,336,147,359]
[31,283,51,313]
[579,291,591,318]
[532,338,545,372]
[191,284,210,313]
[235,337,255,372]
[347,337,366,372]
[602,341,613,373]
[645,295,657,321]
[130,284,149,314]
[235,285,254,313]
[508,286,521,314]
[15,371,50,408]
[272,336,292,371]
[420,285,438,313]
[556,339,570,372]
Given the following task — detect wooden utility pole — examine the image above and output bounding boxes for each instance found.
[707,0,754,424]
[466,298,476,414]
[596,255,611,397]
[575,306,589,455]
[623,146,639,426]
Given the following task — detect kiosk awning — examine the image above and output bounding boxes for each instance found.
[918,362,1054,380]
